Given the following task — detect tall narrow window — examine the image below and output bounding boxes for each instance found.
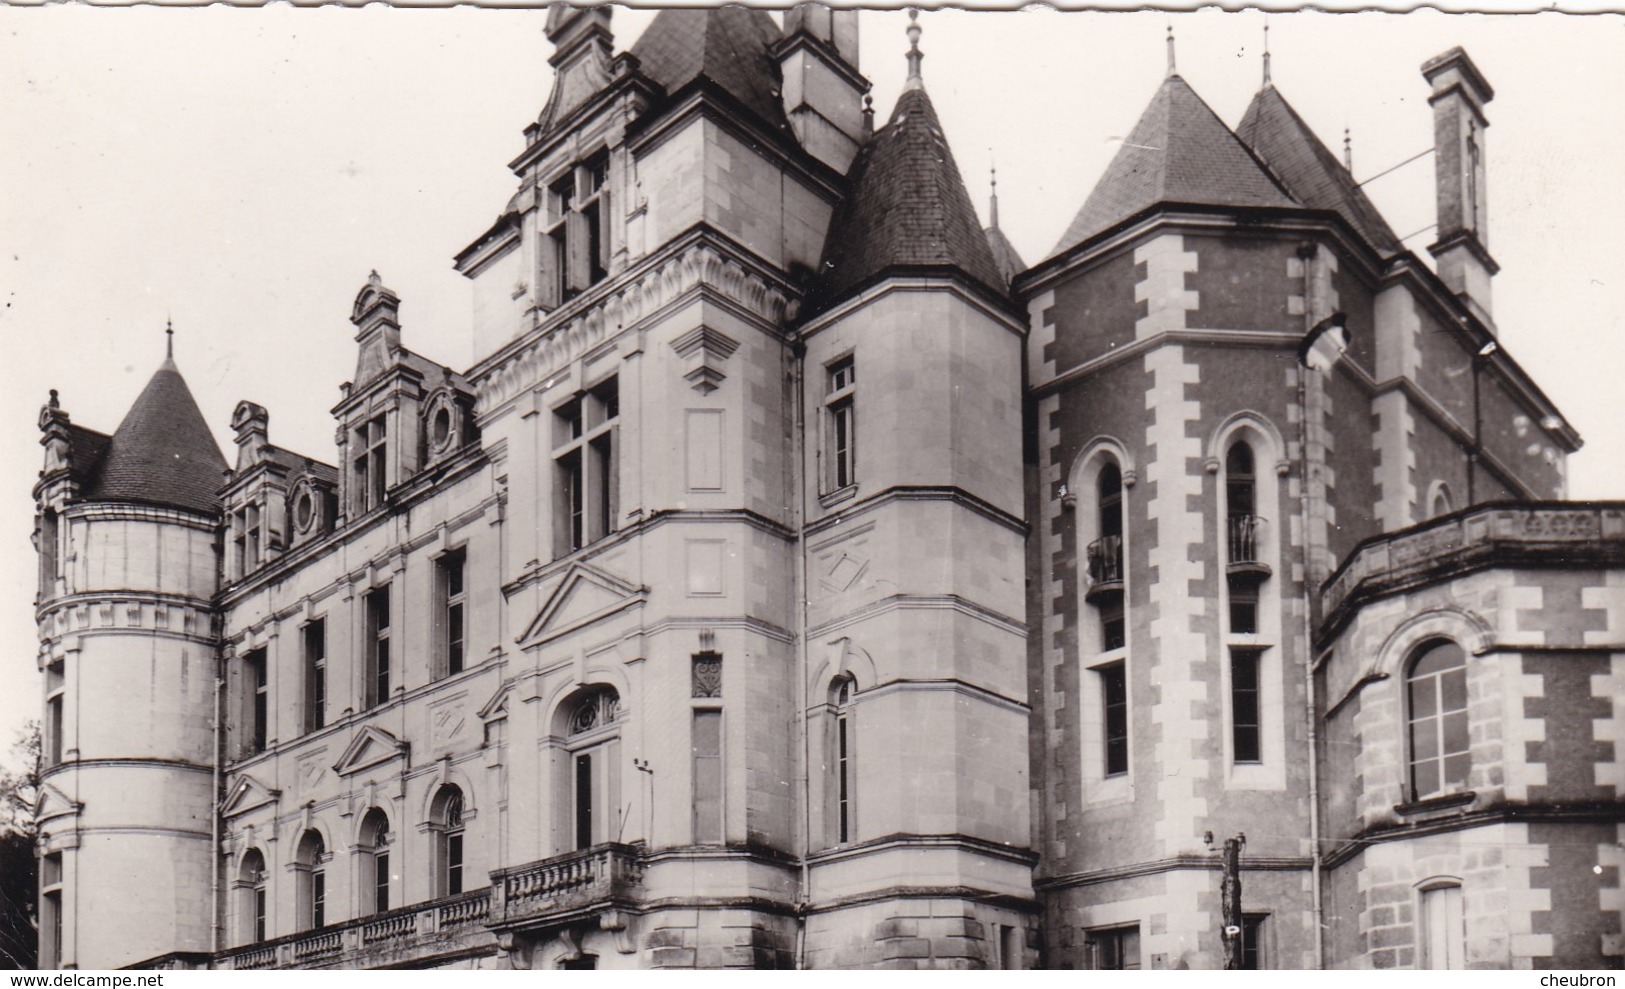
[296,830,326,931]
[1087,461,1125,603]
[831,677,855,844]
[41,853,62,968]
[1226,441,1259,566]
[433,786,466,897]
[553,379,618,556]
[246,649,269,754]
[436,551,467,677]
[1407,640,1470,800]
[1420,884,1465,969]
[692,710,723,844]
[360,809,390,914]
[1241,914,1267,970]
[46,693,63,768]
[825,357,857,491]
[1085,925,1140,970]
[1229,584,1260,635]
[38,508,59,598]
[366,587,391,708]
[353,415,388,515]
[565,688,621,850]
[238,850,268,944]
[303,620,327,733]
[232,504,262,578]
[539,154,611,308]
[1101,664,1128,777]
[1231,649,1263,764]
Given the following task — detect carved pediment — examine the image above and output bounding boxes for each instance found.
[332,725,409,778]
[34,780,81,824]
[221,774,281,819]
[519,562,645,646]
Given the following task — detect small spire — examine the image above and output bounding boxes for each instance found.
[904,8,924,90]
[1166,24,1176,76]
[1262,21,1271,86]
[989,156,1000,229]
[862,93,875,137]
[1343,126,1354,172]
[165,317,174,361]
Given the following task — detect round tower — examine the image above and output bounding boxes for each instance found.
[34,339,226,969]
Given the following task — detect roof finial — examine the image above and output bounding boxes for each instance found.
[862,93,875,137]
[989,155,1000,229]
[904,8,924,90]
[1262,20,1272,86]
[1343,126,1354,172]
[1166,24,1177,77]
[165,316,174,361]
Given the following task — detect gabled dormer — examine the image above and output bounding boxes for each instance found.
[220,401,340,579]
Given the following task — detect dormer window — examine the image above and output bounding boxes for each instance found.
[553,377,619,556]
[539,152,611,310]
[232,502,262,578]
[353,415,388,516]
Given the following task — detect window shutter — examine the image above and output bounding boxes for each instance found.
[536,223,560,311]
[566,210,590,292]
[596,187,612,273]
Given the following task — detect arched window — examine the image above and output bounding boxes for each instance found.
[359,808,392,914]
[432,786,467,897]
[830,676,856,845]
[1406,640,1470,800]
[295,830,326,930]
[1225,441,1259,565]
[565,688,621,850]
[1087,460,1126,651]
[237,849,268,945]
[1431,483,1454,519]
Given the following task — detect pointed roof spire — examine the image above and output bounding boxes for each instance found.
[983,154,1027,288]
[1166,24,1177,77]
[87,347,227,516]
[1049,73,1295,258]
[1343,126,1354,172]
[1262,21,1272,86]
[904,8,924,91]
[990,156,1000,229]
[164,317,175,363]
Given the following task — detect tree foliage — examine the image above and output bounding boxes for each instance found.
[0,722,41,969]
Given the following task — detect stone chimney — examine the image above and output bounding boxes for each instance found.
[1423,47,1498,330]
[231,401,270,472]
[776,3,868,174]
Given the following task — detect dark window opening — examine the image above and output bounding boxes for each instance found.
[366,588,391,708]
[1102,664,1128,777]
[304,620,327,733]
[1407,640,1470,800]
[1232,649,1263,764]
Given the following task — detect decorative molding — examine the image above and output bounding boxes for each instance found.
[472,235,791,419]
[669,326,740,395]
[332,725,410,778]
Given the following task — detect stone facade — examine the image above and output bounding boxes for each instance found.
[31,10,1622,972]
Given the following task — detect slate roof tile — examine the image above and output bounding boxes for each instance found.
[87,358,227,516]
[630,7,786,129]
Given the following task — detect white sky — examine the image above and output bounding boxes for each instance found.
[1,7,1622,772]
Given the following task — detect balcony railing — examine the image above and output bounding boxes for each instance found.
[490,842,645,930]
[216,887,493,970]
[1085,536,1124,604]
[1226,515,1271,582]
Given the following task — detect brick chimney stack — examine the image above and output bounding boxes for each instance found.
[1423,47,1499,330]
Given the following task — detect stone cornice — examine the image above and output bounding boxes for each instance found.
[468,228,796,422]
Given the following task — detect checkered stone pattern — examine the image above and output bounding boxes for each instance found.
[1133,235,1198,341]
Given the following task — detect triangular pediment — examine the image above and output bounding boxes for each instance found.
[220,774,281,819]
[332,725,409,778]
[34,780,81,824]
[477,680,513,721]
[518,562,645,646]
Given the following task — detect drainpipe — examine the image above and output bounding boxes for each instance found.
[792,336,812,970]
[211,660,223,956]
[1297,244,1330,969]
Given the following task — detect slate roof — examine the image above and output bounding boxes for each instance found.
[1049,73,1297,259]
[630,7,786,129]
[65,424,112,493]
[1237,84,1403,258]
[813,86,1010,311]
[87,358,227,516]
[984,224,1027,288]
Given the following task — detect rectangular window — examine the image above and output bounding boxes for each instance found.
[311,870,326,929]
[553,378,618,557]
[246,649,269,754]
[1101,598,1126,652]
[825,357,857,490]
[446,832,464,896]
[575,752,594,850]
[836,710,852,842]
[303,620,327,733]
[353,416,388,516]
[1420,885,1465,969]
[46,693,63,768]
[254,885,267,943]
[366,587,391,708]
[38,509,59,598]
[1230,585,1259,635]
[436,551,467,677]
[41,853,63,967]
[1101,664,1128,777]
[692,710,723,844]
[1232,648,1263,764]
[997,925,1020,970]
[539,155,611,308]
[374,851,390,914]
[1086,925,1140,970]
[1241,914,1267,970]
[232,504,261,578]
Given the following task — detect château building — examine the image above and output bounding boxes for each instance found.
[30,7,1625,971]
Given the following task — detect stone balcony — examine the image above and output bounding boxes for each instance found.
[215,888,495,971]
[1320,501,1625,638]
[489,842,645,933]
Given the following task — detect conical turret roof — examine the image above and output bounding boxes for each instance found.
[1237,84,1402,257]
[630,7,785,128]
[813,86,1009,311]
[88,354,227,516]
[1049,73,1296,259]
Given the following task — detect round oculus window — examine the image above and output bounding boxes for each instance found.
[430,404,454,451]
[293,487,316,532]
